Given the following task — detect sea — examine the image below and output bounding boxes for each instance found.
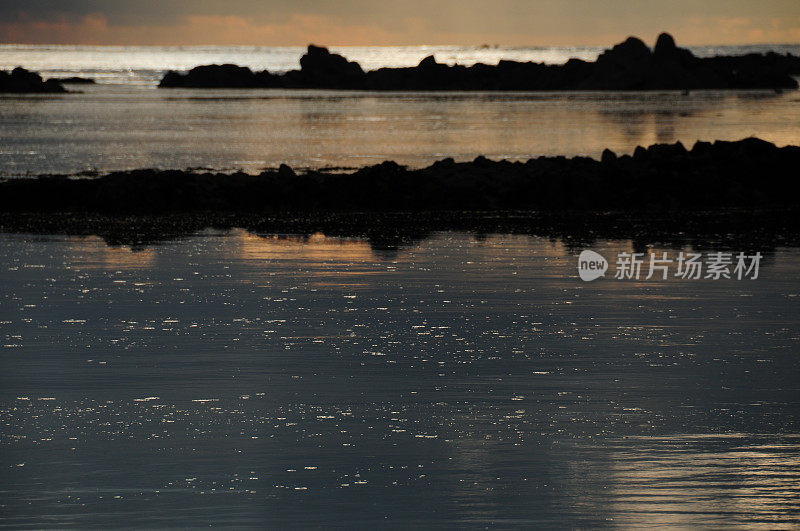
[1,44,800,175]
[1,44,800,528]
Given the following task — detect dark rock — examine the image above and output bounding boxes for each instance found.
[601,149,618,163]
[736,137,777,155]
[653,32,696,71]
[654,33,677,55]
[418,55,440,69]
[597,36,652,67]
[49,76,96,84]
[1,138,798,215]
[691,141,713,156]
[0,67,66,93]
[159,64,281,88]
[157,33,800,91]
[298,45,364,88]
[647,141,687,158]
[380,160,402,170]
[433,157,456,168]
[278,164,296,178]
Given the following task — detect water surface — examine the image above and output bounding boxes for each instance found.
[2,43,800,175]
[2,86,799,175]
[1,231,798,527]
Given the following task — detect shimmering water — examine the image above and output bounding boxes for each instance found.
[1,44,800,175]
[1,86,799,175]
[1,231,799,527]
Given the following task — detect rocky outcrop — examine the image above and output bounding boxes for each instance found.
[363,33,800,90]
[291,44,365,88]
[159,34,800,91]
[159,64,282,88]
[1,138,798,215]
[0,67,66,93]
[48,76,96,84]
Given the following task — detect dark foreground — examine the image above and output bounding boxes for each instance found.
[1,138,797,216]
[160,33,800,91]
[2,229,799,528]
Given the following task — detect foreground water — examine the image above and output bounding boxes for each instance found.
[1,230,798,527]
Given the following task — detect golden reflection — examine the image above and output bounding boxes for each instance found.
[68,236,156,270]
[235,230,378,263]
[605,436,800,529]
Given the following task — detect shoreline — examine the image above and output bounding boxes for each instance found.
[1,137,796,214]
[4,35,799,93]
[1,137,798,247]
[159,33,800,91]
[2,209,798,253]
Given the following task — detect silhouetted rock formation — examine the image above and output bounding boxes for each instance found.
[289,44,365,88]
[159,33,800,91]
[48,76,96,84]
[0,67,66,93]
[2,138,799,216]
[160,64,281,88]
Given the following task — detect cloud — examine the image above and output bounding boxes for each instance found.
[673,15,800,45]
[0,1,798,45]
[0,12,434,46]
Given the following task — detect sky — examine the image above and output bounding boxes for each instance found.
[1,0,799,47]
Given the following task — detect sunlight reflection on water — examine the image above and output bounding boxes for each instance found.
[2,86,799,175]
[0,230,798,526]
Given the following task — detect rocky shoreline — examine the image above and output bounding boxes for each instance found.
[1,138,797,216]
[2,137,798,249]
[0,67,66,93]
[159,33,800,91]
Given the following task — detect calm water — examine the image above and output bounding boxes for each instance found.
[1,231,799,527]
[1,86,799,175]
[1,44,800,175]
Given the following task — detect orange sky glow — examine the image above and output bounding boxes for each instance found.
[1,1,798,46]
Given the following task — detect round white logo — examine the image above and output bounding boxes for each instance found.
[578,250,608,281]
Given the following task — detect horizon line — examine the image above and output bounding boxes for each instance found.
[2,39,800,49]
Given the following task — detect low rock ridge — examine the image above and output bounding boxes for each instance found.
[159,33,800,91]
[1,138,798,215]
[47,76,96,84]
